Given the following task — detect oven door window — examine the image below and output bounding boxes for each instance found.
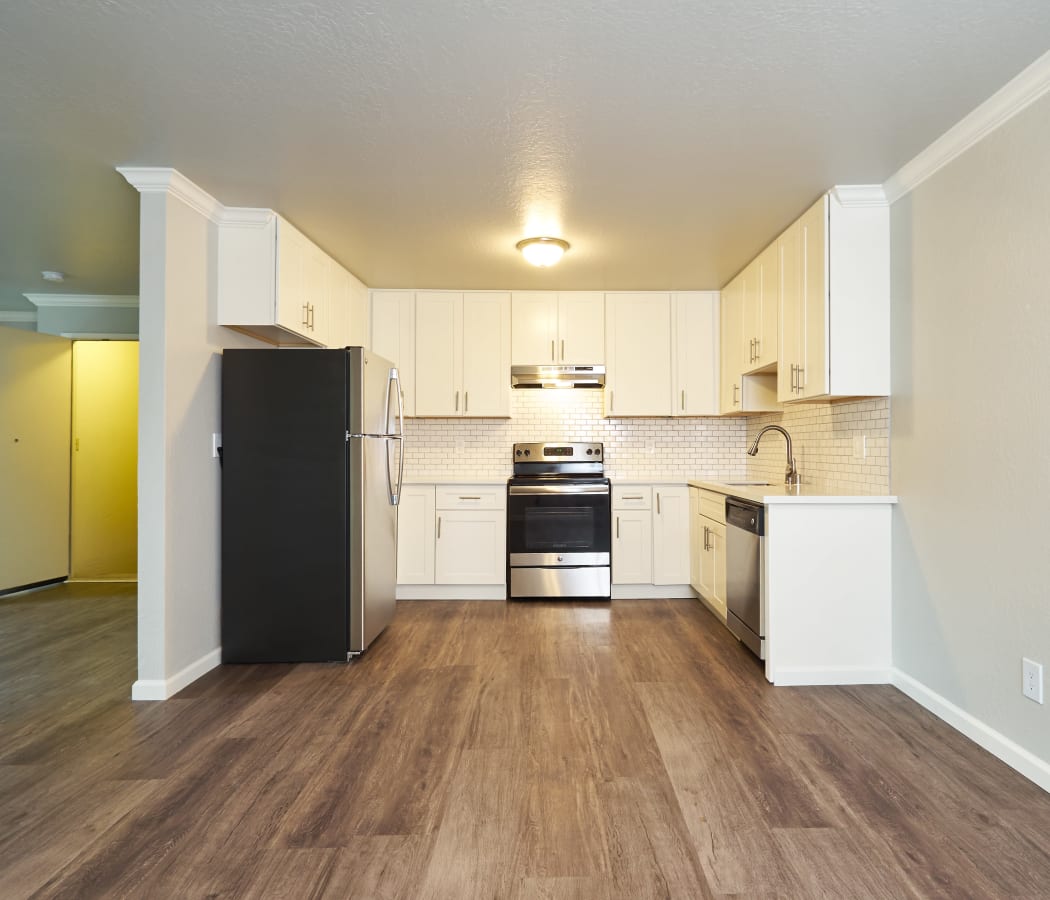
[509,494,611,554]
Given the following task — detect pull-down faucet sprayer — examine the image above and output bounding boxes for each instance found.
[747,425,800,487]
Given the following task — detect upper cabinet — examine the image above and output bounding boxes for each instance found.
[605,293,673,416]
[415,292,511,417]
[778,192,889,402]
[511,291,604,365]
[720,275,778,415]
[370,290,416,417]
[742,242,778,373]
[606,292,720,417]
[219,210,362,348]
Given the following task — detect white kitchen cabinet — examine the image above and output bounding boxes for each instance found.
[672,292,719,416]
[613,508,652,584]
[371,290,416,416]
[719,273,778,415]
[691,488,727,619]
[512,292,605,365]
[742,242,778,373]
[327,261,368,350]
[778,191,889,402]
[689,488,702,590]
[652,485,691,585]
[396,485,435,584]
[435,487,506,585]
[605,293,673,416]
[219,210,341,347]
[415,292,510,417]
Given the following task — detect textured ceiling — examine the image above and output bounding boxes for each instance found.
[1,1,1049,309]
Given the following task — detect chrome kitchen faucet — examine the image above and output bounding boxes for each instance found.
[747,425,800,487]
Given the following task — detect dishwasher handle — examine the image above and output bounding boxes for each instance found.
[725,497,764,536]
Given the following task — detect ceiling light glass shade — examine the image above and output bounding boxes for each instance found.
[516,237,570,267]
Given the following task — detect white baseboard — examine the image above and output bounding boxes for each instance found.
[611,584,696,600]
[397,585,506,600]
[131,648,221,701]
[892,668,1050,795]
[769,666,892,686]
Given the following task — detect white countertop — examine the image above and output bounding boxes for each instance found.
[688,479,898,505]
[403,474,509,485]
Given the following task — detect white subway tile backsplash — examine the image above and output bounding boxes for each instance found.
[404,390,890,493]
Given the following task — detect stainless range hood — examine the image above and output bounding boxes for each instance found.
[511,365,606,389]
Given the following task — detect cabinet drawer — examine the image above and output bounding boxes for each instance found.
[613,486,652,510]
[435,486,506,510]
[699,490,726,523]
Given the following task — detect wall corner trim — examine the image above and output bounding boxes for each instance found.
[130,648,221,701]
[116,166,225,223]
[831,185,887,207]
[883,49,1050,204]
[216,206,276,228]
[891,668,1050,795]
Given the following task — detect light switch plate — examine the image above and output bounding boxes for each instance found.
[1023,658,1044,704]
[852,435,867,459]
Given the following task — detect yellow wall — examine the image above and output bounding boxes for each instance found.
[0,327,72,592]
[71,341,138,579]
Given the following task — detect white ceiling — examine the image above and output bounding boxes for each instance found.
[1,2,1049,309]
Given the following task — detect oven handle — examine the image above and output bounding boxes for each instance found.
[508,484,610,495]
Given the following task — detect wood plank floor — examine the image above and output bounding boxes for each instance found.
[3,583,1050,898]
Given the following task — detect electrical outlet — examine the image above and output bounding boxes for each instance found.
[1023,658,1044,704]
[212,433,222,459]
[852,435,868,459]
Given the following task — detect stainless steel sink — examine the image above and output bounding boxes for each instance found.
[723,481,775,486]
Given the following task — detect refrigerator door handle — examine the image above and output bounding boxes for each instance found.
[385,436,404,506]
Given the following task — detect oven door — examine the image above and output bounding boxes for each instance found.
[507,483,611,564]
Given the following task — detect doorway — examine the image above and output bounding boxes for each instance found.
[70,340,139,581]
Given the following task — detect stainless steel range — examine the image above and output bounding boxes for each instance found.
[506,442,612,600]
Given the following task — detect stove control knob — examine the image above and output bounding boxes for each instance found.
[594,449,601,457]
[524,449,531,457]
[515,449,522,456]
[586,449,593,455]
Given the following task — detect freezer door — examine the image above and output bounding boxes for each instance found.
[348,434,397,653]
[348,347,398,437]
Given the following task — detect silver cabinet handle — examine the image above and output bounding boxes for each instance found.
[704,525,711,551]
[464,391,468,412]
[551,339,555,361]
[733,383,740,406]
[437,516,442,539]
[622,494,644,500]
[302,303,309,327]
[458,496,482,500]
[797,365,804,394]
[609,390,614,413]
[681,389,685,411]
[308,304,315,330]
[454,390,459,412]
[657,492,661,514]
[616,516,620,539]
[754,337,760,361]
[561,339,565,360]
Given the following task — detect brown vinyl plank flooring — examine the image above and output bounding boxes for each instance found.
[2,584,1050,898]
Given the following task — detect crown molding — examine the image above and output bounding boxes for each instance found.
[0,310,37,322]
[217,206,276,227]
[116,166,225,222]
[832,185,887,207]
[59,332,139,340]
[24,293,139,308]
[884,49,1050,203]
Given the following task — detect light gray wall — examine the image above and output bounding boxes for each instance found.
[135,189,263,691]
[891,92,1050,764]
[36,305,138,337]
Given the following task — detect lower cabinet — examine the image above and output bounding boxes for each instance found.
[396,484,506,597]
[690,487,727,620]
[612,484,692,594]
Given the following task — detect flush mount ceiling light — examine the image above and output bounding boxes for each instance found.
[516,236,570,267]
[41,270,65,282]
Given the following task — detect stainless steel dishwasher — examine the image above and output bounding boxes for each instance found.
[725,497,765,659]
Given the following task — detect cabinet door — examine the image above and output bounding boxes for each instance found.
[754,242,778,370]
[275,219,308,338]
[605,293,672,416]
[613,509,652,584]
[326,260,349,349]
[435,510,506,584]
[302,241,329,347]
[415,292,462,416]
[719,277,743,414]
[709,520,727,619]
[673,292,719,416]
[462,292,511,416]
[557,292,605,364]
[396,485,435,584]
[800,196,828,398]
[371,291,416,417]
[652,486,690,585]
[777,223,801,402]
[511,292,558,364]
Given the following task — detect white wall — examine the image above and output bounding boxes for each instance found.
[132,182,263,698]
[0,327,72,591]
[36,305,139,337]
[891,92,1050,769]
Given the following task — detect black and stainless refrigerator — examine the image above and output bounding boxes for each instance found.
[221,347,404,662]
